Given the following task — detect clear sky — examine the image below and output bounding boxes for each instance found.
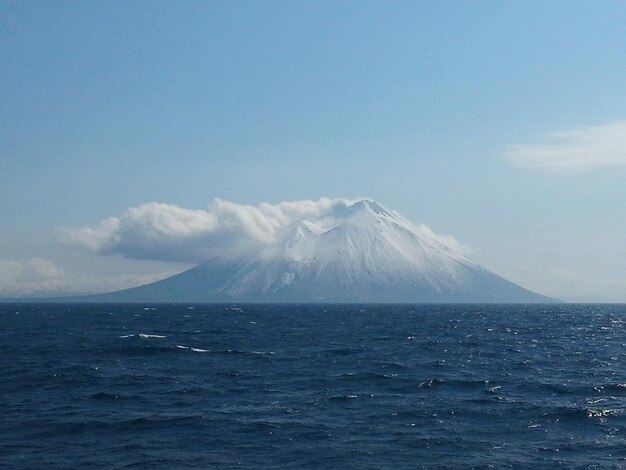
[2,1,626,301]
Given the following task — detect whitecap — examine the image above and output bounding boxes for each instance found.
[120,333,167,339]
[191,347,210,353]
[587,409,614,418]
[176,345,190,350]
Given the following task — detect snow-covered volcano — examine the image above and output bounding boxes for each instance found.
[89,200,554,303]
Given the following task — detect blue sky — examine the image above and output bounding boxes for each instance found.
[2,1,626,301]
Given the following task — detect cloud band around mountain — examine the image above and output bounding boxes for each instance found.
[60,198,355,262]
[60,198,469,263]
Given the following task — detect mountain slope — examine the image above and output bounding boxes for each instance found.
[85,200,555,303]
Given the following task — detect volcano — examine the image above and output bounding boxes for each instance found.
[82,200,555,303]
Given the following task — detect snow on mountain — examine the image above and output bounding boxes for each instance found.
[84,200,556,303]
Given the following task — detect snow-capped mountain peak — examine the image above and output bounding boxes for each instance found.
[265,199,474,272]
[83,199,556,303]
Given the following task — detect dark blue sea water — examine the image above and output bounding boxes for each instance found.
[2,303,626,468]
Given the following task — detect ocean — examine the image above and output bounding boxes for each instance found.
[1,303,625,468]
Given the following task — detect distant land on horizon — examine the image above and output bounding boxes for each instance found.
[19,200,558,304]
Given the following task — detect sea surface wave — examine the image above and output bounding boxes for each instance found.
[2,303,626,468]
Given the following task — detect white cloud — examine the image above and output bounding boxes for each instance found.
[506,120,626,171]
[0,258,63,287]
[59,197,471,263]
[0,257,180,298]
[59,198,355,262]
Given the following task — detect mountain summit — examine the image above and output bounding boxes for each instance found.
[87,200,554,303]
